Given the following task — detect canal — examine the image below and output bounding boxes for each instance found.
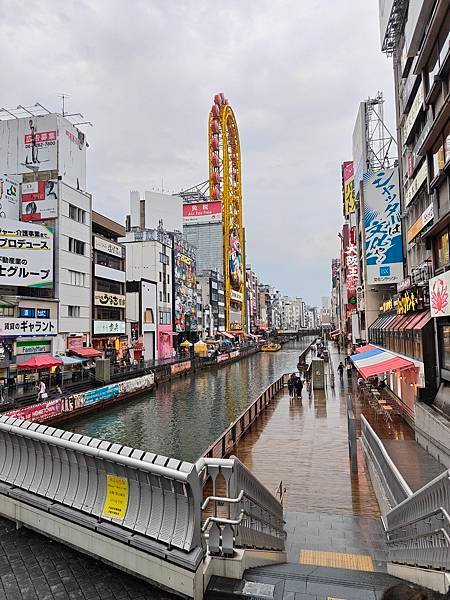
[68,338,313,462]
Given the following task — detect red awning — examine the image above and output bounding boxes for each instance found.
[356,344,376,353]
[398,312,422,330]
[69,347,102,358]
[413,310,431,330]
[359,356,415,379]
[18,355,63,369]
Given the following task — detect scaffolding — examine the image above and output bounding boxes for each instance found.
[0,102,92,128]
[365,92,397,172]
[381,0,409,55]
[177,180,210,203]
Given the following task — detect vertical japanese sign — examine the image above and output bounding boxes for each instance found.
[102,475,129,520]
[0,218,53,287]
[342,161,356,216]
[174,237,198,332]
[345,227,359,309]
[364,168,403,285]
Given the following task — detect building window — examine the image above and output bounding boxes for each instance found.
[69,270,86,286]
[159,272,162,282]
[96,278,122,294]
[435,229,449,269]
[69,237,85,255]
[144,308,154,323]
[69,204,86,224]
[166,274,170,284]
[159,290,162,302]
[68,305,81,318]
[159,252,169,265]
[140,199,145,229]
[439,324,450,371]
[0,306,14,316]
[167,293,170,303]
[158,310,171,325]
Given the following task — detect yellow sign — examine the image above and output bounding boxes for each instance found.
[102,475,129,520]
[344,179,356,215]
[397,290,418,314]
[380,298,394,313]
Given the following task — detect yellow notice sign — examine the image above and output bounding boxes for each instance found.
[102,475,129,520]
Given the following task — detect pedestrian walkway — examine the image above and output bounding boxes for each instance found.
[233,343,446,576]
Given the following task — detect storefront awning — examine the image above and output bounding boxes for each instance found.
[219,332,235,339]
[350,346,415,379]
[355,344,376,353]
[17,355,63,369]
[69,347,102,358]
[55,354,85,365]
[410,310,431,330]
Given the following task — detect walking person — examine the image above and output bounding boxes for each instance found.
[295,375,303,398]
[36,379,46,402]
[287,374,295,398]
[337,361,344,382]
[55,365,63,394]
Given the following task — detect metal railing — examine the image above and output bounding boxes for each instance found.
[360,415,412,507]
[202,374,286,459]
[197,456,285,557]
[0,415,204,569]
[385,469,450,570]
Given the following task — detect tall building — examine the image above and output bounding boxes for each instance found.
[128,190,183,233]
[245,266,259,334]
[197,269,225,335]
[0,107,92,385]
[91,211,126,361]
[122,226,174,360]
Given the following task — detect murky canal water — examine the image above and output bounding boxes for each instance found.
[68,339,313,462]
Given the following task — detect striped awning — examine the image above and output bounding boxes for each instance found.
[350,346,414,379]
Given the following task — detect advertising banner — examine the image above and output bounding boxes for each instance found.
[94,235,124,258]
[174,237,197,332]
[170,361,191,375]
[93,320,126,335]
[363,168,403,284]
[118,373,154,394]
[0,176,20,220]
[19,115,58,173]
[407,203,433,243]
[130,322,139,344]
[183,201,222,224]
[342,161,356,216]
[0,317,56,337]
[84,384,120,406]
[217,353,230,363]
[57,116,87,191]
[430,271,450,318]
[0,218,53,287]
[67,336,85,350]
[21,180,58,221]
[94,291,126,308]
[5,398,62,422]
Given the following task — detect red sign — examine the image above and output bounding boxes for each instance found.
[67,336,85,350]
[6,398,62,422]
[24,131,56,144]
[183,201,222,224]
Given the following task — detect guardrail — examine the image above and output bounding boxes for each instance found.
[197,456,285,557]
[385,469,450,570]
[0,414,203,570]
[360,415,412,507]
[202,374,286,459]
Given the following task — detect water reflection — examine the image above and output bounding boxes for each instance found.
[69,339,313,462]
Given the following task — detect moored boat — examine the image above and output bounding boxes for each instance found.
[260,343,282,352]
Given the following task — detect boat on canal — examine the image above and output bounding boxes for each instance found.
[260,342,282,352]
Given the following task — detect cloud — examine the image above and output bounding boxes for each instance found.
[0,0,394,304]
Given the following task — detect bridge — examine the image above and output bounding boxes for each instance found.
[0,346,448,599]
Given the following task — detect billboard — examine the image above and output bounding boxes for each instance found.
[430,271,450,318]
[345,227,359,309]
[183,201,222,224]
[378,0,395,49]
[174,237,198,332]
[57,116,87,190]
[364,168,403,285]
[21,180,58,221]
[94,235,123,257]
[0,176,20,220]
[352,103,367,194]
[0,317,57,337]
[93,321,126,335]
[0,218,53,287]
[94,291,126,307]
[0,115,86,191]
[342,161,356,216]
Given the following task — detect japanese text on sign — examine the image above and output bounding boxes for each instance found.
[102,475,129,520]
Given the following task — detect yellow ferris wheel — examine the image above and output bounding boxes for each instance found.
[208,93,245,332]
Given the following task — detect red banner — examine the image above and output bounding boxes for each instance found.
[6,398,62,422]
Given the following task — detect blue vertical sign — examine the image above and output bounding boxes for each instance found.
[364,168,404,285]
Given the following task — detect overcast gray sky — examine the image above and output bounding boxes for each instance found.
[1,0,394,305]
